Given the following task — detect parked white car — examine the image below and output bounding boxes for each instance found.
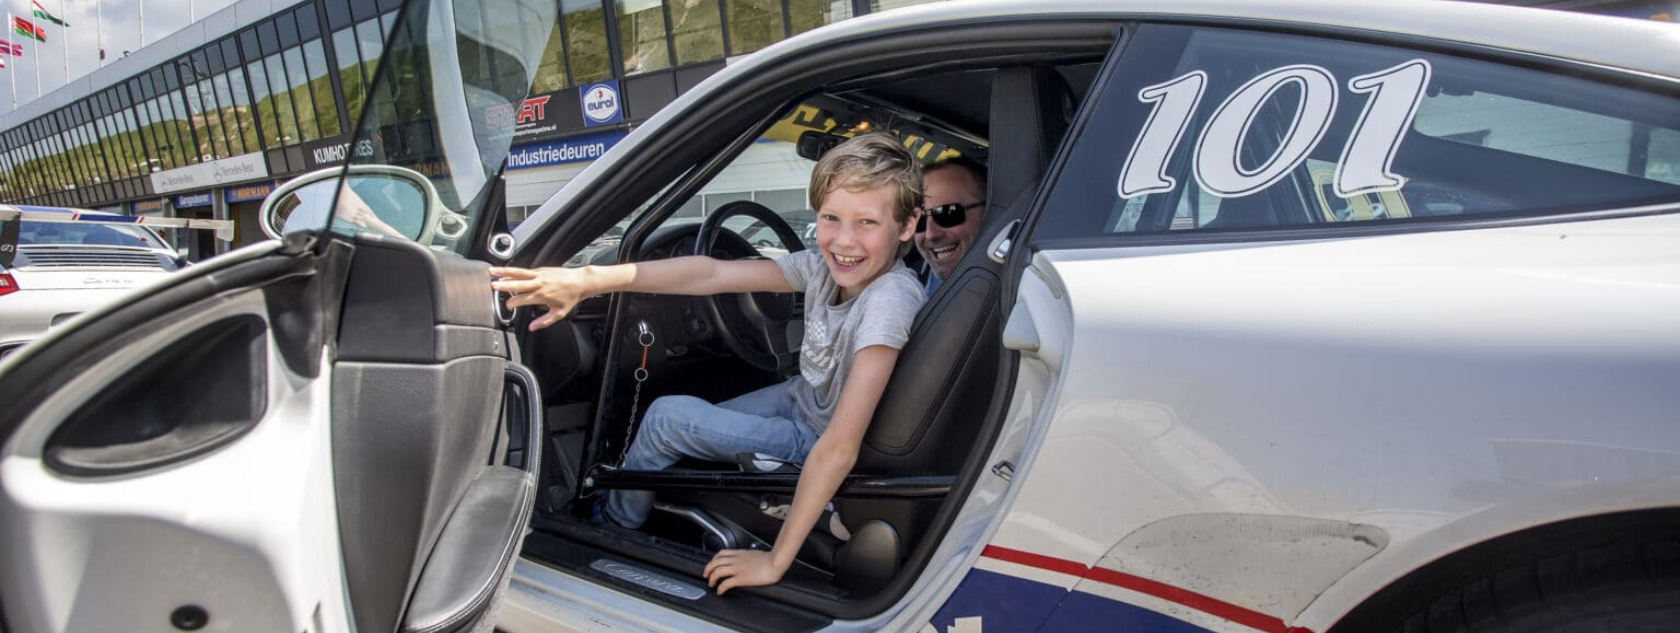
[2,1,1677,633]
[0,206,190,361]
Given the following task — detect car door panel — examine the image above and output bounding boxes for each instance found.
[1,283,352,633]
[328,235,522,633]
[1,233,535,633]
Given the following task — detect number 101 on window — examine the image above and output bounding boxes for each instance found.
[1118,59,1432,200]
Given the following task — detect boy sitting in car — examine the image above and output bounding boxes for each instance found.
[491,133,927,593]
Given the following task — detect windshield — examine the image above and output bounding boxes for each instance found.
[323,0,557,254]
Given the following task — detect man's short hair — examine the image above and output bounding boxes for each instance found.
[923,154,988,195]
[808,133,923,227]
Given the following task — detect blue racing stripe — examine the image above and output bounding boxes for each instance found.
[927,568,1065,633]
[927,567,1218,633]
[1037,590,1217,633]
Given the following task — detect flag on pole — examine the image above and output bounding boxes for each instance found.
[0,38,20,56]
[12,17,44,42]
[29,0,65,27]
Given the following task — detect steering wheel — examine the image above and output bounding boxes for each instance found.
[696,200,807,373]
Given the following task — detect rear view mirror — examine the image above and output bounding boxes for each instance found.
[796,131,847,162]
[260,166,467,247]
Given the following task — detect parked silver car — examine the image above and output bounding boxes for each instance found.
[3,1,1678,633]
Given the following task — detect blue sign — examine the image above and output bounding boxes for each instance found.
[506,131,627,171]
[580,80,624,127]
[175,192,214,209]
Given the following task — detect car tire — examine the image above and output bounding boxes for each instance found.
[1395,537,1680,633]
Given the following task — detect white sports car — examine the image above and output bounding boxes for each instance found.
[0,207,192,361]
[2,1,1677,633]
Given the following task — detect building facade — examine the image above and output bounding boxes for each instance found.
[0,0,1670,258]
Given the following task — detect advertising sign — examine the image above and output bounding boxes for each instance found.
[149,153,270,194]
[505,130,627,171]
[174,192,214,209]
[580,80,624,127]
[225,182,277,203]
[488,92,562,140]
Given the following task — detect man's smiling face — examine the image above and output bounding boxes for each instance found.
[914,164,986,280]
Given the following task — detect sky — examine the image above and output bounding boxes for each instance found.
[0,0,241,108]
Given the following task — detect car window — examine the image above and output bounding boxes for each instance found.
[17,220,161,248]
[1035,25,1680,240]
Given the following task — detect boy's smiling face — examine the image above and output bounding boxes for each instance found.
[815,179,915,302]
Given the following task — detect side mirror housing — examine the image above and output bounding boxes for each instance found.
[260,166,466,248]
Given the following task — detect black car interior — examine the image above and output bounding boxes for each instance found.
[516,51,1101,628]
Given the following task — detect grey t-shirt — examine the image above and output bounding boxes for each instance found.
[775,249,925,435]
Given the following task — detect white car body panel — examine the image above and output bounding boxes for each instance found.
[0,289,351,633]
[1001,211,1680,631]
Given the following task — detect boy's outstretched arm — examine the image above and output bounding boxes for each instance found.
[490,256,793,330]
[703,344,899,594]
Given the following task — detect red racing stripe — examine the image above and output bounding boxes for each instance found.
[980,545,1310,633]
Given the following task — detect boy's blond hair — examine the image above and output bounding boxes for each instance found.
[808,133,923,228]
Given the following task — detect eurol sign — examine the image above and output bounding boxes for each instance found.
[581,80,623,127]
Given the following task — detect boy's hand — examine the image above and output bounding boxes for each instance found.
[703,548,789,595]
[490,266,590,331]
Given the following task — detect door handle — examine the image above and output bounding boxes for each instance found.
[504,362,544,473]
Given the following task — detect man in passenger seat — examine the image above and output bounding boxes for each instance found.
[914,156,987,297]
[490,133,928,594]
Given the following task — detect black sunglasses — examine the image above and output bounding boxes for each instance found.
[916,201,984,233]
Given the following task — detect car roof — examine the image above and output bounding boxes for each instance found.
[844,0,1680,80]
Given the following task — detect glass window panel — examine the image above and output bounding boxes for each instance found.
[181,82,213,161]
[669,0,724,65]
[334,27,367,126]
[529,20,568,94]
[1648,128,1680,185]
[258,21,280,56]
[213,73,244,155]
[787,0,848,36]
[227,67,260,153]
[325,0,352,30]
[266,55,302,146]
[563,0,610,85]
[351,0,377,22]
[302,40,341,137]
[247,61,281,148]
[296,6,321,41]
[617,0,671,75]
[277,12,300,48]
[145,98,174,169]
[166,92,195,164]
[380,11,397,41]
[199,80,232,159]
[208,44,227,74]
[284,48,321,140]
[725,0,782,56]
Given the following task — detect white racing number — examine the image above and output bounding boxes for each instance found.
[1117,59,1433,200]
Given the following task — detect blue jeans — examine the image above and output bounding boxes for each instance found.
[604,377,820,528]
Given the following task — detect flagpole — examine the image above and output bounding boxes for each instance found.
[96,0,102,67]
[138,0,144,48]
[57,0,65,82]
[7,14,16,111]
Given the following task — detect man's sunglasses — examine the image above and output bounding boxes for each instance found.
[916,201,984,233]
